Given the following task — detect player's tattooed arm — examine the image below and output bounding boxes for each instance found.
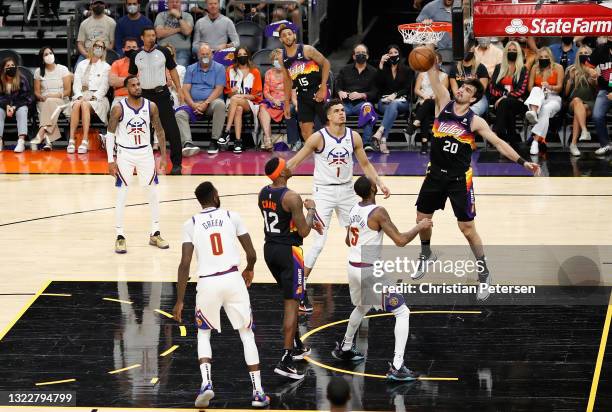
[107,103,121,134]
[375,207,431,246]
[106,104,122,170]
[150,102,168,172]
[352,131,391,198]
[173,242,194,323]
[283,190,312,238]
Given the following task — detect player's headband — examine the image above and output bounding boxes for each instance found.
[267,158,286,181]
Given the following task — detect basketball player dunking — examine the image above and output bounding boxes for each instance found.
[333,176,432,380]
[106,75,169,253]
[286,98,390,312]
[279,24,331,142]
[259,157,323,380]
[413,65,540,300]
[173,182,270,408]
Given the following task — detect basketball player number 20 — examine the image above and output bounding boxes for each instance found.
[443,141,459,154]
[210,233,224,255]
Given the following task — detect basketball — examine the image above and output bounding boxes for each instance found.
[408,46,436,72]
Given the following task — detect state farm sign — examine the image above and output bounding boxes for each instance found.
[473,2,612,36]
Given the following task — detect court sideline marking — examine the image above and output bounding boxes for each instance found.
[586,291,612,412]
[0,280,50,341]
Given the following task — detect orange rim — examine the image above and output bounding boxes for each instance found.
[398,22,453,33]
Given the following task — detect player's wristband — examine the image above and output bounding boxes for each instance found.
[516,157,526,166]
[105,132,115,163]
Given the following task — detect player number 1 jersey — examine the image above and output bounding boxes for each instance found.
[314,127,354,185]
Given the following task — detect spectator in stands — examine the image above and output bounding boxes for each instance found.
[524,47,564,155]
[192,0,240,54]
[115,0,153,55]
[408,51,448,155]
[489,41,529,143]
[222,46,262,154]
[449,42,489,116]
[77,0,116,65]
[416,0,453,63]
[336,43,378,151]
[175,43,226,156]
[154,0,194,66]
[33,47,72,151]
[373,44,414,154]
[69,39,111,154]
[259,49,296,151]
[227,1,266,25]
[565,46,596,156]
[588,36,612,156]
[110,38,139,107]
[551,37,577,71]
[513,36,537,70]
[272,0,305,30]
[474,37,503,78]
[0,58,32,153]
[163,43,187,109]
[327,377,350,412]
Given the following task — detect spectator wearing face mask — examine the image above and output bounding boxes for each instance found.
[0,58,32,152]
[110,38,140,107]
[76,0,116,66]
[565,46,596,156]
[550,37,577,71]
[524,47,565,155]
[587,36,612,156]
[336,43,379,151]
[449,42,489,116]
[512,36,537,70]
[474,37,503,78]
[114,0,153,55]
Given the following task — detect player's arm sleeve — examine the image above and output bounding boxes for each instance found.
[229,211,248,236]
[182,218,195,243]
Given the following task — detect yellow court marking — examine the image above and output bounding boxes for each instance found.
[35,378,76,386]
[150,377,159,385]
[103,297,133,305]
[586,292,612,412]
[301,311,482,342]
[155,309,174,318]
[301,310,481,381]
[108,364,141,374]
[0,279,51,341]
[40,293,72,297]
[179,325,187,336]
[160,345,179,357]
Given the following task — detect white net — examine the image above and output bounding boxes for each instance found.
[398,26,447,45]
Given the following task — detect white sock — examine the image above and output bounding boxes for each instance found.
[342,305,371,351]
[200,362,211,387]
[115,185,128,236]
[249,370,263,393]
[147,184,160,235]
[392,305,410,370]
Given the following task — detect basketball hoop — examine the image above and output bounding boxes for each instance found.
[397,22,452,45]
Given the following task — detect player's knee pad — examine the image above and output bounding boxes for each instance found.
[384,293,406,313]
[238,327,260,365]
[197,328,212,359]
[392,304,410,319]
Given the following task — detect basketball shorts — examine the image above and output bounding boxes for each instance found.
[347,262,405,311]
[297,93,326,123]
[313,181,358,229]
[264,243,305,300]
[115,145,158,187]
[416,165,476,222]
[195,270,253,332]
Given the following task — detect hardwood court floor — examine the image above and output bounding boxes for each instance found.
[0,174,611,411]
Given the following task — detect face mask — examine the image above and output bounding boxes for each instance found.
[389,55,400,65]
[273,60,281,69]
[43,54,55,65]
[562,37,573,45]
[201,56,210,65]
[236,55,248,65]
[507,51,518,62]
[579,55,589,64]
[94,47,104,57]
[5,67,16,77]
[538,58,550,68]
[126,4,138,14]
[355,53,367,64]
[464,51,474,62]
[92,4,105,15]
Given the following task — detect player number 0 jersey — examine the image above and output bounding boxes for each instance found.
[116,98,152,148]
[314,127,354,185]
[348,203,383,264]
[183,207,248,277]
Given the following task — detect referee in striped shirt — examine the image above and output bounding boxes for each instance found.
[129,27,184,175]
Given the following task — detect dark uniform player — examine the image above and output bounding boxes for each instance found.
[259,157,322,380]
[278,24,331,142]
[413,70,541,301]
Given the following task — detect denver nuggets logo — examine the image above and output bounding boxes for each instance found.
[327,147,349,167]
[127,116,147,145]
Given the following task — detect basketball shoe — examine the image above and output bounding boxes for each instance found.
[386,362,420,382]
[115,236,127,254]
[291,345,311,361]
[331,341,365,362]
[299,291,313,313]
[149,231,169,249]
[251,391,271,408]
[195,383,214,408]
[411,251,437,280]
[476,266,492,302]
[274,352,304,380]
